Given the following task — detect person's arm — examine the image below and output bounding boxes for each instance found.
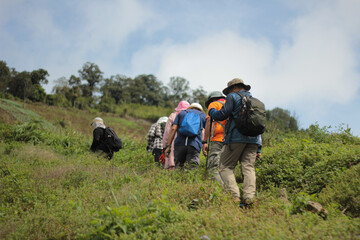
[147,124,156,152]
[90,128,102,152]
[209,94,234,121]
[162,115,173,147]
[165,124,178,156]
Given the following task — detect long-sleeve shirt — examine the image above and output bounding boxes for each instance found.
[147,123,164,151]
[209,90,262,145]
[90,127,113,158]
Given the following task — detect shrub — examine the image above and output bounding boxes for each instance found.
[319,164,360,217]
[88,192,182,239]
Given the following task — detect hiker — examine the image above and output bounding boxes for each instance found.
[202,91,226,184]
[165,103,207,169]
[90,117,113,159]
[147,116,168,166]
[162,100,190,170]
[208,78,262,206]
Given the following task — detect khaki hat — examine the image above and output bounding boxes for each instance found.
[222,78,251,95]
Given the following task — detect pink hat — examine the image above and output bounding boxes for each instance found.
[175,100,190,111]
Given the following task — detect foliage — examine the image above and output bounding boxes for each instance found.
[319,164,360,217]
[266,107,298,132]
[116,103,173,122]
[78,62,104,97]
[6,68,48,102]
[167,76,191,106]
[0,60,11,95]
[1,98,360,239]
[257,128,360,194]
[89,191,182,239]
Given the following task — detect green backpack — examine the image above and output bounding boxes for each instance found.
[235,92,266,137]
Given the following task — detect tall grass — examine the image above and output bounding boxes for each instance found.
[1,100,360,239]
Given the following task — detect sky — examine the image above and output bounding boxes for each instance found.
[1,0,360,136]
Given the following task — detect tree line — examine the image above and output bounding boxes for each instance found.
[0,60,298,131]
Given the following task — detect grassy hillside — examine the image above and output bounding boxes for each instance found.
[1,99,360,239]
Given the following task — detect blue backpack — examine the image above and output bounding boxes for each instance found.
[179,110,200,137]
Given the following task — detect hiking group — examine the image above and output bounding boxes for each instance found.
[91,78,265,207]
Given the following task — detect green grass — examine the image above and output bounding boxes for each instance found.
[1,99,360,239]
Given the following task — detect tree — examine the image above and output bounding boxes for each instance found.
[100,74,131,104]
[7,70,32,100]
[30,69,49,85]
[133,74,166,106]
[167,76,190,106]
[78,62,103,97]
[0,61,11,96]
[191,87,207,107]
[266,107,298,132]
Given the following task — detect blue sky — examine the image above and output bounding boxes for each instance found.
[1,0,360,136]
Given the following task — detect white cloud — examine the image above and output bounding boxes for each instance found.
[0,0,152,92]
[130,0,360,110]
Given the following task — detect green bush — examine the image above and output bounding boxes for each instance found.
[319,164,360,217]
[88,192,182,239]
[257,132,360,194]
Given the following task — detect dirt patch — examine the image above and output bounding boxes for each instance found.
[0,107,17,124]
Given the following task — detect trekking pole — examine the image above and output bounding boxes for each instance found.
[205,117,213,176]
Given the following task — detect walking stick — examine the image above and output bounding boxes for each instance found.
[205,117,213,175]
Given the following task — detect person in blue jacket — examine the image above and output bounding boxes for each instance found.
[209,78,262,206]
[165,103,207,169]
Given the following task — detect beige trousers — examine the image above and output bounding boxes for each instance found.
[219,143,258,199]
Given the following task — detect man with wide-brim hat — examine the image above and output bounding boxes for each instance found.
[222,78,251,96]
[202,91,226,184]
[208,78,262,207]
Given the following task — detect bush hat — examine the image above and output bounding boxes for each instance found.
[205,91,225,108]
[188,103,204,112]
[92,117,103,124]
[157,116,168,124]
[91,117,105,129]
[222,78,251,95]
[175,100,190,112]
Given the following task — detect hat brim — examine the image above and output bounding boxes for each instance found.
[222,83,251,95]
[205,97,222,108]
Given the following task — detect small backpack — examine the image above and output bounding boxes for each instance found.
[179,110,201,137]
[104,127,123,152]
[235,92,266,137]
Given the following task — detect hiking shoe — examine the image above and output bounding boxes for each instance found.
[244,198,254,205]
[240,198,254,209]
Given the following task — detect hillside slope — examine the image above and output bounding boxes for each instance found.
[0,99,152,139]
[1,99,360,239]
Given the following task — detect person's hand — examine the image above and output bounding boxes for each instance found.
[164,145,171,157]
[202,143,208,157]
[256,153,261,160]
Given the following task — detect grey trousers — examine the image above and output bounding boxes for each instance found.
[207,141,224,184]
[219,143,258,199]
